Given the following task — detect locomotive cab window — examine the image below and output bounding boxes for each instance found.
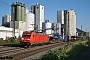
[22,34,31,37]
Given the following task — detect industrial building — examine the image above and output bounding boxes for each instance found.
[31,3,44,31]
[2,15,11,27]
[0,2,27,40]
[57,10,64,37]
[10,21,26,31]
[52,22,61,35]
[0,1,78,40]
[0,26,23,40]
[45,20,52,35]
[25,8,34,31]
[57,10,64,24]
[64,9,76,36]
[86,32,90,37]
[10,2,26,31]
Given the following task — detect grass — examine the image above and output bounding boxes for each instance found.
[0,37,21,45]
[41,38,89,60]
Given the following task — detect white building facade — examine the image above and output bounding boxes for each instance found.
[44,20,52,35]
[25,8,34,31]
[0,26,23,40]
[31,3,44,31]
[10,21,26,31]
[2,15,11,25]
[57,10,64,24]
[64,9,76,36]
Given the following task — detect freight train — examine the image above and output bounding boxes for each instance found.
[20,31,79,48]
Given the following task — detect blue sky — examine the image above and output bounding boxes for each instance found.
[0,0,90,31]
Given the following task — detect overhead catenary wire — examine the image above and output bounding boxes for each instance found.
[0,0,26,12]
[0,0,11,17]
[0,0,10,6]
[0,0,11,16]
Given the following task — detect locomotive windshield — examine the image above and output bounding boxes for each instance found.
[22,34,31,37]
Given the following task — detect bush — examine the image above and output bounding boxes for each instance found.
[8,37,15,43]
[41,39,88,60]
[0,37,21,45]
[0,38,4,44]
[0,38,3,40]
[16,37,21,43]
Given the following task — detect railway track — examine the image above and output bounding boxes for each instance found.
[0,43,51,55]
[0,41,61,53]
[0,44,21,52]
[14,42,66,60]
[0,42,66,60]
[0,41,68,60]
[0,46,8,48]
[0,46,4,48]
[0,46,22,53]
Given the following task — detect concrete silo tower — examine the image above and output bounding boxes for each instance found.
[21,3,26,21]
[10,2,26,31]
[31,3,44,32]
[64,9,76,36]
[11,2,26,21]
[16,2,21,21]
[11,2,15,21]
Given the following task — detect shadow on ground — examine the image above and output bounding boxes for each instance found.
[66,39,90,60]
[1,44,21,47]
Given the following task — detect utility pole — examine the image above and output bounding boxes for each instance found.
[68,12,69,36]
[85,28,87,38]
[36,25,38,32]
[81,25,82,37]
[33,24,38,32]
[13,13,15,38]
[67,12,69,42]
[81,25,83,38]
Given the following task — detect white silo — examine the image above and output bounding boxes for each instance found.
[31,3,44,32]
[26,8,29,14]
[45,20,51,35]
[57,10,64,24]
[25,12,34,31]
[25,8,30,22]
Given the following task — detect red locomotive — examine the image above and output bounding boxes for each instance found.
[20,31,49,48]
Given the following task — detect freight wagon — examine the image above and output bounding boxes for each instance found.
[20,31,49,48]
[62,35,71,42]
[51,34,63,43]
[53,34,63,40]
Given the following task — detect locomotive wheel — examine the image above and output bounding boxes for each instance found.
[26,43,30,48]
[27,45,29,48]
[20,42,23,48]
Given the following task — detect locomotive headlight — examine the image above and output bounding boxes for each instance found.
[22,38,24,40]
[27,39,30,40]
